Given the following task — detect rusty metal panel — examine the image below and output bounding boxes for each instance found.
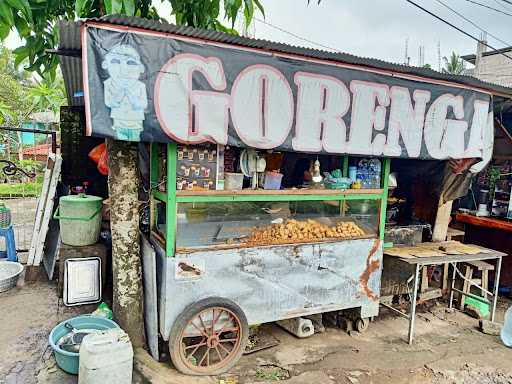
[158,239,382,340]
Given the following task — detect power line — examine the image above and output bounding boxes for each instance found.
[405,0,512,62]
[493,0,512,12]
[252,16,342,53]
[498,0,512,6]
[433,0,512,48]
[461,0,512,16]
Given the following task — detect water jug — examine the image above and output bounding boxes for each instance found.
[501,305,512,347]
[78,328,133,384]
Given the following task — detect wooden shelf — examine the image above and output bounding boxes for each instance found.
[176,188,383,196]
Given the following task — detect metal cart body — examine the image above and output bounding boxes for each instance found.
[155,238,382,340]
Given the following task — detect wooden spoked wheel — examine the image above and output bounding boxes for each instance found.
[169,298,248,375]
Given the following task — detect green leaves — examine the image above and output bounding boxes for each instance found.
[123,0,135,16]
[0,0,274,79]
[5,0,32,23]
[243,0,254,27]
[0,2,14,26]
[12,46,29,68]
[75,0,88,17]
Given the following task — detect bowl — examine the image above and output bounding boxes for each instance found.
[49,315,119,374]
[0,261,23,293]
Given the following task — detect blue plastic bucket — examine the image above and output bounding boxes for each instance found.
[48,315,119,375]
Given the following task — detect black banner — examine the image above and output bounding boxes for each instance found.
[83,23,493,162]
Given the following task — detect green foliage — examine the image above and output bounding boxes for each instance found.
[442,52,465,75]
[0,0,267,77]
[0,179,43,197]
[27,74,66,115]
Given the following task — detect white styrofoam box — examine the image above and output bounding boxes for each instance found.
[79,329,133,384]
[63,257,102,306]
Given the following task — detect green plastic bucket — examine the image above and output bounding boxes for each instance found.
[54,194,103,246]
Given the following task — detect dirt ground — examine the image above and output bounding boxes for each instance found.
[1,280,512,384]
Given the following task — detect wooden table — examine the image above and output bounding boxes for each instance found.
[456,213,512,233]
[382,242,507,344]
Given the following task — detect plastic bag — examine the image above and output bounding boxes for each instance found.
[97,147,109,176]
[92,302,113,319]
[88,143,106,164]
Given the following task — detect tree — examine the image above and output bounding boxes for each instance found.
[0,0,265,78]
[27,74,66,115]
[442,52,465,75]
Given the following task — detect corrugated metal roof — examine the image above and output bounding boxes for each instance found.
[58,15,512,107]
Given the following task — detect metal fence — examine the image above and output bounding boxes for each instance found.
[0,126,58,261]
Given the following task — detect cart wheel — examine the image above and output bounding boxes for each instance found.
[168,297,249,376]
[355,317,370,333]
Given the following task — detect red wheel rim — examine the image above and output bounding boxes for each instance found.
[179,306,242,373]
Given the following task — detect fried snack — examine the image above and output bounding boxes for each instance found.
[244,219,365,245]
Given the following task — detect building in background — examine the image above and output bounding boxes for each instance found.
[462,40,512,88]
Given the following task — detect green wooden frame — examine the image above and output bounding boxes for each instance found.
[150,143,391,257]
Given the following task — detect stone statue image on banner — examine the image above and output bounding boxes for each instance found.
[102,43,148,141]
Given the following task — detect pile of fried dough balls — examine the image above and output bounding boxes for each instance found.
[246,219,365,245]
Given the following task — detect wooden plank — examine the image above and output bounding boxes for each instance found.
[460,265,473,310]
[467,260,494,271]
[442,263,449,291]
[420,266,429,293]
[176,188,383,196]
[456,213,512,233]
[432,198,453,242]
[27,154,55,266]
[32,155,62,266]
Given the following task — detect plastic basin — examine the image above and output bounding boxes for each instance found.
[49,315,119,375]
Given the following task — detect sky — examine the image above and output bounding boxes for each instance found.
[5,0,512,70]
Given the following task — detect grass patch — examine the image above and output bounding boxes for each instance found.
[255,366,290,381]
[0,181,43,197]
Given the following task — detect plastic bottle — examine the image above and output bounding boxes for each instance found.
[368,159,381,188]
[357,160,369,189]
[501,305,512,347]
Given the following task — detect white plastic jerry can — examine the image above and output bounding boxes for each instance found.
[501,306,512,347]
[78,328,133,384]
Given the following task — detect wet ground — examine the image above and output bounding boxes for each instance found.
[1,279,512,384]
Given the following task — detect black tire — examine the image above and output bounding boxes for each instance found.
[355,317,370,333]
[168,297,249,376]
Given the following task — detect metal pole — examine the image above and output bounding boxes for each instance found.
[492,256,502,322]
[449,262,457,309]
[51,132,57,154]
[408,263,420,344]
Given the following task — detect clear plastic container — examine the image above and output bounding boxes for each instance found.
[263,172,283,190]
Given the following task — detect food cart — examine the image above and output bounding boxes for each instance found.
[74,16,498,375]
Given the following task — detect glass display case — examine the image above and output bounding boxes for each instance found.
[150,143,390,256]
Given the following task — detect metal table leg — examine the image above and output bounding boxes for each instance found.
[449,262,457,309]
[408,263,421,344]
[491,256,502,322]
